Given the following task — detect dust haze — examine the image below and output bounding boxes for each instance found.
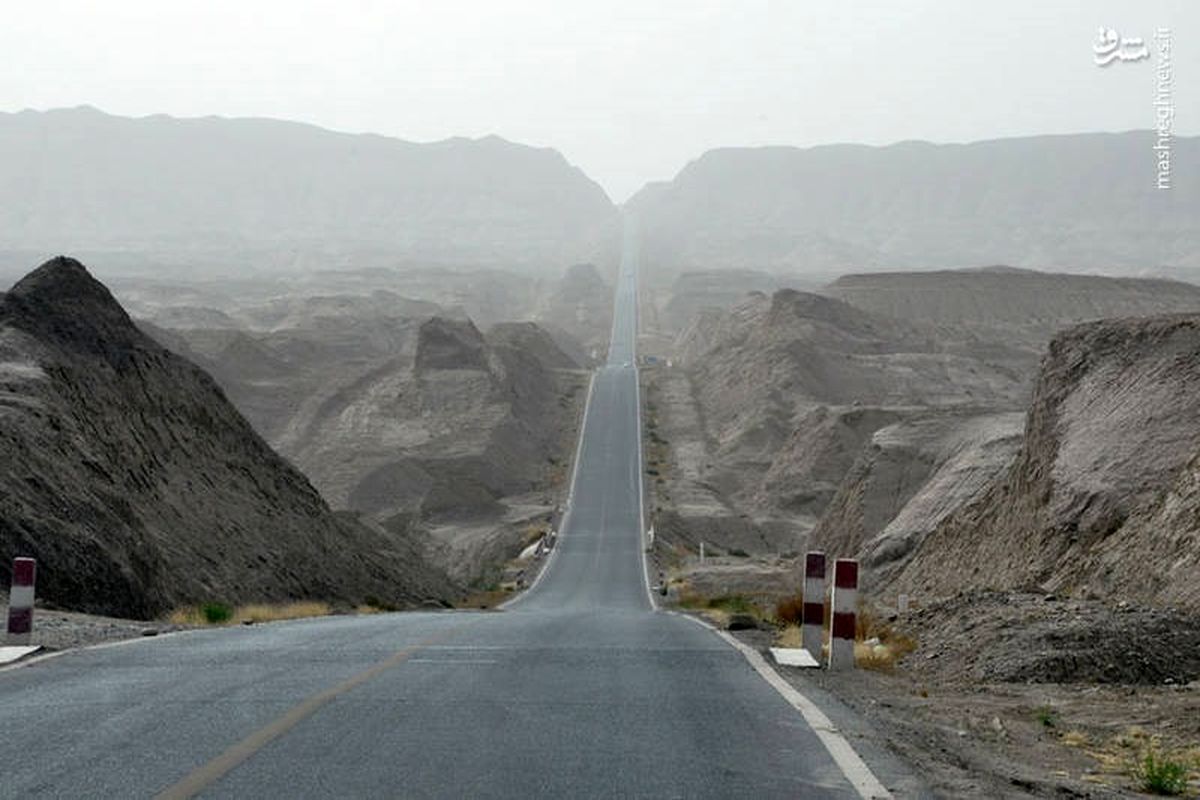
[3,4,1200,798]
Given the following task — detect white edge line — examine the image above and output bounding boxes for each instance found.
[629,224,657,612]
[673,612,893,800]
[635,362,655,611]
[498,369,597,610]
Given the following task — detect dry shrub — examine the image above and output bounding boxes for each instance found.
[167,601,332,626]
[775,625,804,648]
[854,603,916,671]
[454,588,511,610]
[775,593,805,626]
[233,602,331,624]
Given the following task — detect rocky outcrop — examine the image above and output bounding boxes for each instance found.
[414,318,490,372]
[674,290,1028,521]
[826,268,1200,352]
[532,263,614,352]
[0,258,455,617]
[809,410,1024,575]
[658,270,781,333]
[888,315,1200,610]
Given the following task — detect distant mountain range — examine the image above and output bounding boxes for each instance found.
[628,132,1200,281]
[2,109,1196,283]
[0,106,618,276]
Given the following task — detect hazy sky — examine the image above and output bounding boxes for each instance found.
[2,1,1194,201]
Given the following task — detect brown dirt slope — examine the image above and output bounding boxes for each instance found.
[0,257,455,618]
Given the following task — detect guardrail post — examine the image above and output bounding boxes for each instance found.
[6,558,36,645]
[802,551,826,659]
[827,558,858,670]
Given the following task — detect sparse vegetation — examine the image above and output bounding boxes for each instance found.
[454,588,512,610]
[202,602,232,624]
[168,601,332,626]
[677,590,765,627]
[1130,745,1192,796]
[1060,730,1090,748]
[853,604,916,671]
[362,595,399,613]
[775,625,803,648]
[774,593,805,626]
[1033,705,1058,728]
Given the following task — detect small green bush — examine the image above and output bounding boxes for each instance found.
[1034,705,1057,728]
[1131,748,1191,796]
[201,602,233,624]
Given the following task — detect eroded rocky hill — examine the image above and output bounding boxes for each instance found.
[0,258,455,617]
[886,315,1200,611]
[154,302,589,586]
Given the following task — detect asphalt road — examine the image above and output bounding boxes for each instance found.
[0,223,881,799]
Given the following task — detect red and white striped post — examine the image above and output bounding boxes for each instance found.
[802,551,826,659]
[827,558,858,670]
[6,558,36,645]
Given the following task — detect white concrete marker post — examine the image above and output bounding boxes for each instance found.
[6,558,36,645]
[699,541,705,565]
[802,551,827,660]
[827,558,858,671]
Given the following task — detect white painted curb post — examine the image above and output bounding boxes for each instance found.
[802,551,826,660]
[6,557,36,645]
[827,558,858,670]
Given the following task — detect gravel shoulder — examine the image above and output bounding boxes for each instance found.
[0,603,193,654]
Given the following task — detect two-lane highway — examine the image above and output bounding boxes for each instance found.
[0,220,885,798]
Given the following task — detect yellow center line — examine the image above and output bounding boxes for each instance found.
[155,620,479,799]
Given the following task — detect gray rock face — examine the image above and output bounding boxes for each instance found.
[414,318,490,372]
[826,268,1200,352]
[0,257,455,618]
[150,298,587,588]
[532,263,614,352]
[888,315,1200,610]
[658,270,782,333]
[809,410,1025,578]
[674,289,1028,521]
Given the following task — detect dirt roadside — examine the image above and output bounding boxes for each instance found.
[716,593,1200,799]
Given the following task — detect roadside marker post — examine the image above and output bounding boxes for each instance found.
[6,558,36,645]
[827,559,858,670]
[802,551,826,660]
